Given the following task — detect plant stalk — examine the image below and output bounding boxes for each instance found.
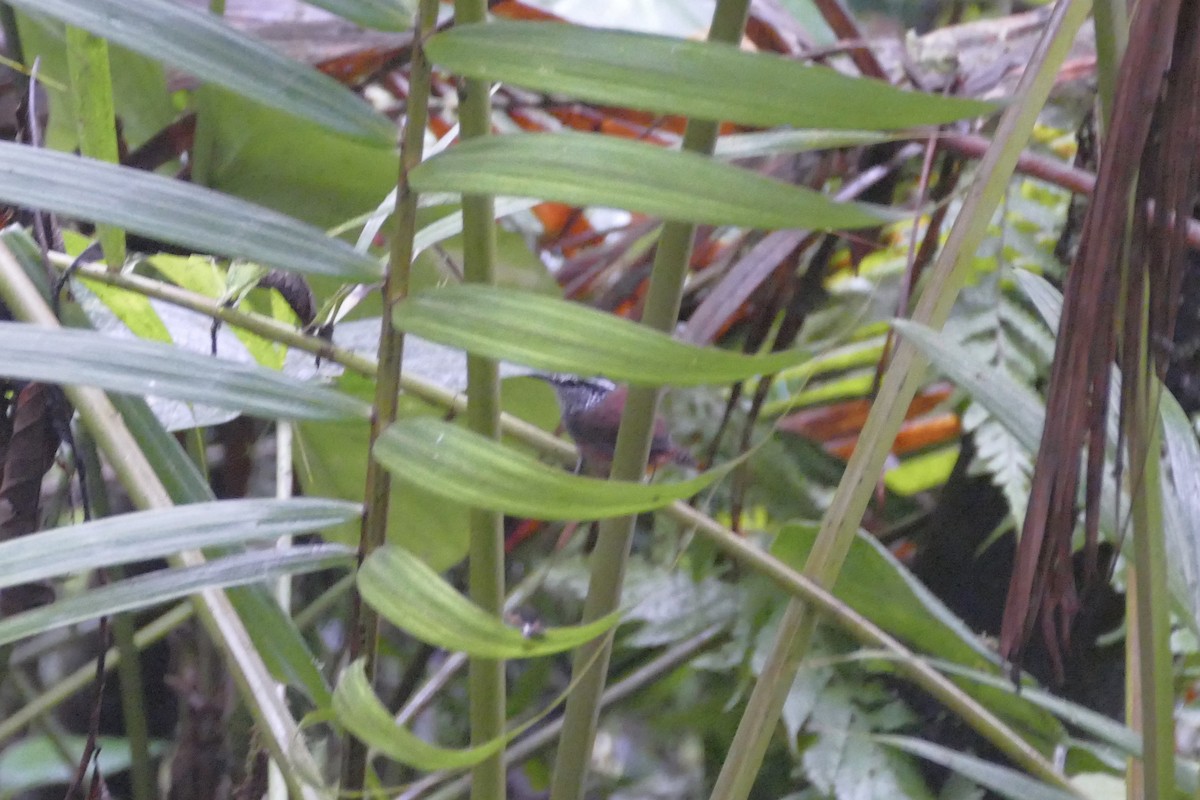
[77,428,154,800]
[451,1,507,797]
[1126,296,1174,798]
[340,0,438,793]
[708,2,1092,797]
[547,3,752,799]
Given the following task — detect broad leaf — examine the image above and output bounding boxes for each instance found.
[428,22,994,130]
[374,418,737,520]
[392,285,810,386]
[0,142,381,280]
[772,524,998,668]
[409,132,888,230]
[0,545,353,646]
[0,323,368,421]
[10,0,393,143]
[0,498,359,590]
[359,546,619,658]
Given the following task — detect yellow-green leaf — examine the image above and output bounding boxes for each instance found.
[359,546,619,659]
[410,132,888,231]
[374,418,738,520]
[393,285,810,387]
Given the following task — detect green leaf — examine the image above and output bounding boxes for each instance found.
[427,22,994,130]
[302,0,411,31]
[334,659,515,770]
[76,276,173,344]
[11,0,394,144]
[16,17,178,154]
[893,319,1044,451]
[876,735,1078,800]
[0,142,381,280]
[0,498,359,591]
[107,392,214,504]
[392,285,810,386]
[191,86,399,229]
[927,659,1200,795]
[772,523,998,668]
[1159,390,1200,634]
[1013,268,1064,330]
[409,132,888,230]
[0,545,353,646]
[294,373,473,571]
[360,546,618,658]
[227,581,333,707]
[714,129,901,159]
[65,25,125,268]
[138,254,298,371]
[374,418,736,520]
[0,322,368,421]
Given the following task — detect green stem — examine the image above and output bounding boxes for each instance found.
[341,0,438,792]
[548,4,752,799]
[707,2,1092,797]
[451,2,506,798]
[77,428,155,800]
[446,3,506,796]
[0,242,326,800]
[1128,295,1174,798]
[9,668,78,765]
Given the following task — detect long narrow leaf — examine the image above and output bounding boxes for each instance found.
[893,319,1044,450]
[303,0,411,31]
[0,545,354,646]
[334,659,514,770]
[875,736,1077,800]
[107,393,214,504]
[0,499,359,591]
[429,22,994,130]
[410,132,888,230]
[11,0,393,143]
[0,143,380,280]
[392,285,810,386]
[359,546,618,659]
[0,323,368,420]
[374,418,738,520]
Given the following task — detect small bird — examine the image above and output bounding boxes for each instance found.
[537,374,692,474]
